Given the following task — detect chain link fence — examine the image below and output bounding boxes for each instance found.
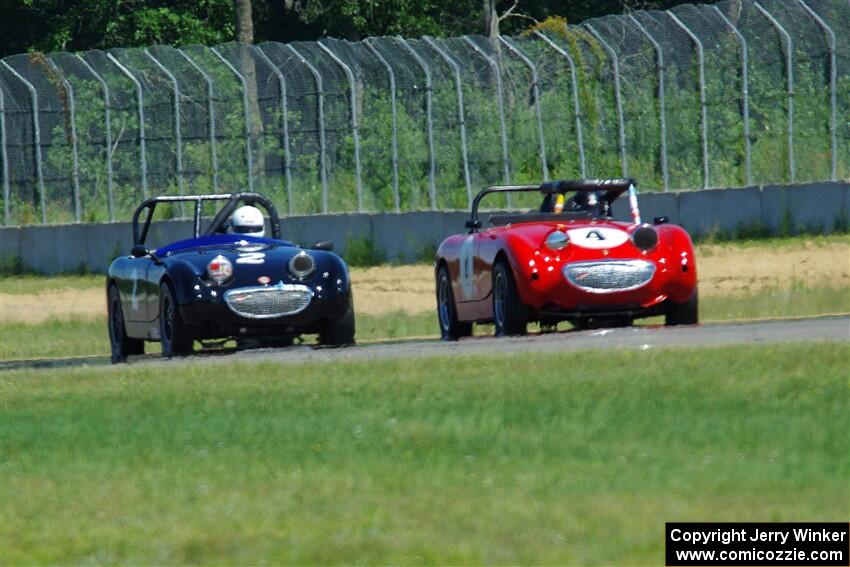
[0,0,846,225]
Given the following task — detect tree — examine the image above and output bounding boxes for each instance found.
[233,0,264,182]
[234,0,254,43]
[483,0,536,38]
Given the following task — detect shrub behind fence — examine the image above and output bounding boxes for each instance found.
[0,0,847,225]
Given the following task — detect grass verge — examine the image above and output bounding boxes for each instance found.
[1,343,847,564]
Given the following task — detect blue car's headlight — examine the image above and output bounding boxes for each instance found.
[207,255,233,283]
[289,252,315,279]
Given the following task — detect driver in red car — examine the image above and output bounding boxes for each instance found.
[540,191,609,218]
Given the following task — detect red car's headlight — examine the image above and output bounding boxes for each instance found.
[632,224,658,251]
[545,230,569,251]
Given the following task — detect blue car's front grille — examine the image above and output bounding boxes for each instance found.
[563,260,655,293]
[224,283,313,319]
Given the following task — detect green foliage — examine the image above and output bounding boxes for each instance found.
[2,0,234,55]
[779,209,794,237]
[1,1,846,224]
[0,253,25,276]
[344,236,384,267]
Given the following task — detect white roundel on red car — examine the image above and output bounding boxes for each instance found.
[566,227,629,250]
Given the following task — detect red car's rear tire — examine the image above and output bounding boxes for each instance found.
[665,289,699,326]
[437,265,472,341]
[492,260,528,337]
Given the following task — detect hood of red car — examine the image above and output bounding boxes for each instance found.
[485,219,638,251]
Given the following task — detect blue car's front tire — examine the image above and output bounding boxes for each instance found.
[159,282,193,358]
[319,302,355,347]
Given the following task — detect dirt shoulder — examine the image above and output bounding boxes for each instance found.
[2,238,847,324]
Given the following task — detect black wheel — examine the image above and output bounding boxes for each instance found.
[436,265,472,341]
[319,304,355,347]
[107,284,144,363]
[159,281,193,358]
[492,260,528,337]
[666,289,699,326]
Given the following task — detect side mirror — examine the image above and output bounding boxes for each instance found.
[653,216,669,225]
[131,244,163,265]
[465,219,482,230]
[131,244,149,258]
[311,240,334,251]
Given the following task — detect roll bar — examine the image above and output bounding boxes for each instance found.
[132,192,282,245]
[467,178,638,232]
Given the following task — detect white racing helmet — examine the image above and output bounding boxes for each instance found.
[228,205,265,238]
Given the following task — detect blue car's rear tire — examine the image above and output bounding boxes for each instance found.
[108,284,144,363]
[159,282,193,357]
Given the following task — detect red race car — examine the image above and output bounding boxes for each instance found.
[434,179,698,339]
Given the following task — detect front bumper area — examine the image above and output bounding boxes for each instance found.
[179,287,350,338]
[516,254,696,317]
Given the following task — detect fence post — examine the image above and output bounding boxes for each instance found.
[753,2,795,183]
[462,36,511,188]
[210,47,254,193]
[364,39,400,213]
[286,44,328,213]
[534,30,587,177]
[398,38,437,210]
[711,6,753,186]
[0,60,46,223]
[177,49,219,193]
[797,0,837,181]
[254,45,294,214]
[74,54,115,219]
[667,13,710,189]
[499,36,549,182]
[628,16,669,192]
[584,24,628,178]
[0,83,8,224]
[318,41,364,212]
[45,57,82,221]
[106,52,148,199]
[423,36,473,206]
[144,49,184,199]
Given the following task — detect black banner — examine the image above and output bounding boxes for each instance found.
[666,523,849,566]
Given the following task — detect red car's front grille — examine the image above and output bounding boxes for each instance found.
[563,260,655,293]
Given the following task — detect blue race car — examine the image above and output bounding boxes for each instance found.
[107,192,354,362]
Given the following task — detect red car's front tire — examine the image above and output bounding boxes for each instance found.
[665,289,699,326]
[492,261,528,337]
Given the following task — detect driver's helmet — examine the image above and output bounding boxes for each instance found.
[569,191,607,217]
[228,205,265,238]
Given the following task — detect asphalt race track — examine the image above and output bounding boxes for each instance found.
[3,316,848,372]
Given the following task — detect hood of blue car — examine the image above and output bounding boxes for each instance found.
[155,234,347,288]
[155,234,295,257]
